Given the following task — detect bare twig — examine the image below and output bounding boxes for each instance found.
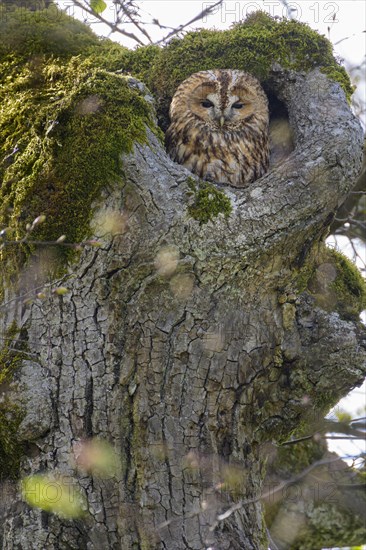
[155,0,224,45]
[114,0,153,43]
[62,0,224,47]
[67,0,146,45]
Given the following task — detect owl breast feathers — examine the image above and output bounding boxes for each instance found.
[165,69,270,188]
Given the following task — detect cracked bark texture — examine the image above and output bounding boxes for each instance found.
[1,68,366,550]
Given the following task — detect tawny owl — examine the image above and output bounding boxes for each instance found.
[165,69,269,187]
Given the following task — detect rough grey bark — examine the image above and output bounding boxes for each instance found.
[1,68,365,549]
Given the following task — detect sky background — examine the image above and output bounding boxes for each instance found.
[62,1,366,62]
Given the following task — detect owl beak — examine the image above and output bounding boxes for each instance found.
[219,116,225,127]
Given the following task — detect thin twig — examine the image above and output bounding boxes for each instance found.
[68,0,146,45]
[155,0,224,45]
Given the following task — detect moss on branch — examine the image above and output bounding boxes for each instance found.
[295,245,366,320]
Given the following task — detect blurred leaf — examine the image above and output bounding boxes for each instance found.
[21,474,86,518]
[335,410,352,424]
[155,246,179,277]
[53,287,69,295]
[73,439,121,478]
[90,0,107,14]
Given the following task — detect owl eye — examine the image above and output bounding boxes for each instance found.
[201,99,214,108]
[232,102,244,109]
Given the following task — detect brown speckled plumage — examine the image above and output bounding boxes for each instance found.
[165,70,269,187]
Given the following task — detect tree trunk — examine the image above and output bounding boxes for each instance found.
[1,68,365,549]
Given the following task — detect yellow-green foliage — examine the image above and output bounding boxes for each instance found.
[0,322,26,478]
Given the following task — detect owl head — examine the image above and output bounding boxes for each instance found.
[166,69,270,187]
[169,69,269,131]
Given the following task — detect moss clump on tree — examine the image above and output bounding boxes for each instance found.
[187,178,232,224]
[327,249,366,319]
[0,5,102,58]
[1,64,154,242]
[264,436,327,527]
[265,438,366,549]
[274,437,327,478]
[301,246,366,320]
[292,241,366,321]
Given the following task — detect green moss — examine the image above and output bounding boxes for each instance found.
[0,63,154,245]
[0,321,26,478]
[264,436,326,528]
[328,248,366,319]
[265,432,366,550]
[187,178,232,224]
[0,9,158,290]
[273,346,284,367]
[292,241,366,320]
[0,7,100,58]
[294,260,315,294]
[276,437,326,477]
[1,7,353,110]
[0,4,161,82]
[265,435,366,548]
[0,321,24,384]
[297,245,366,320]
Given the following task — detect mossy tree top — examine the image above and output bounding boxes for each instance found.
[0,8,354,254]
